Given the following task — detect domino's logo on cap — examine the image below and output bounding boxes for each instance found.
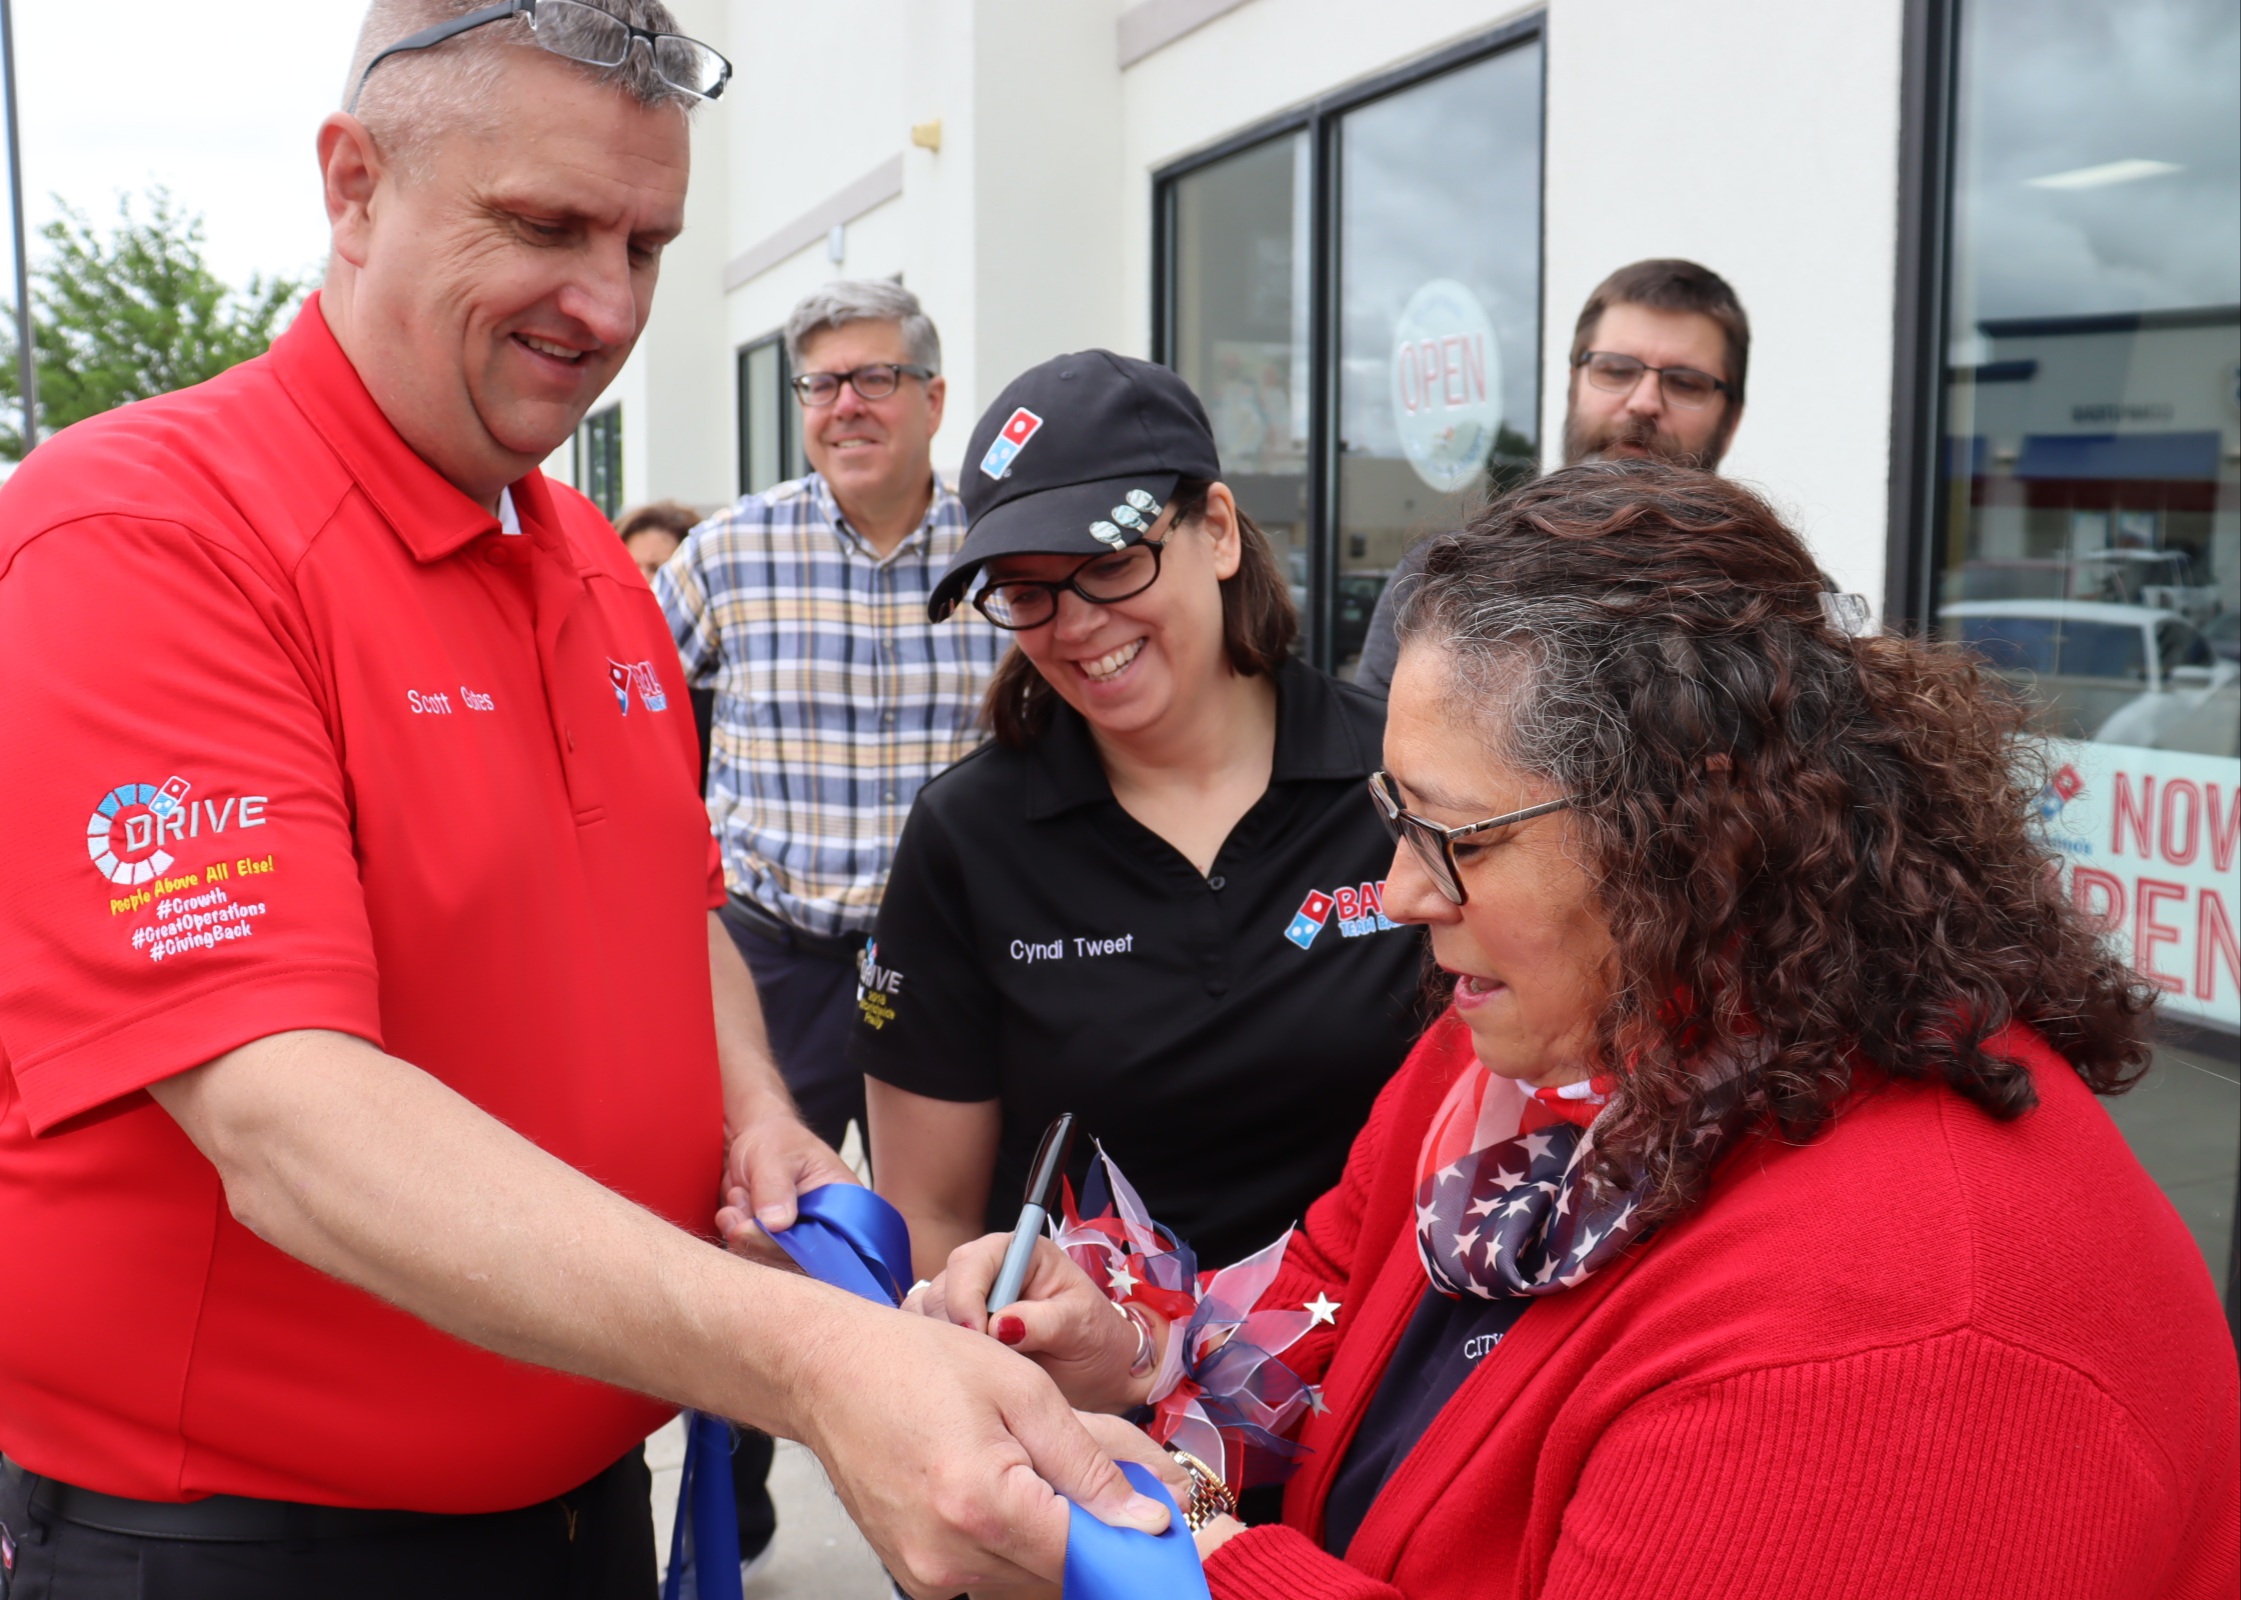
[979,407,1044,479]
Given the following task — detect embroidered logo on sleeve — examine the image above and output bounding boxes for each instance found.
[87,776,276,961]
[978,408,1043,479]
[857,941,904,1029]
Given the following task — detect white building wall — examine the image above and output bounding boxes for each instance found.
[1541,0,1906,603]
[591,0,1914,604]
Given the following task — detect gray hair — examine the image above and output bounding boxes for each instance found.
[344,0,693,175]
[783,280,941,372]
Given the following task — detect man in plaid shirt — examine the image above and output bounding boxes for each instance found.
[657,282,1004,1164]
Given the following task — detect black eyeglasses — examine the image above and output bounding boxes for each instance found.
[1367,770,1575,906]
[973,540,1166,631]
[791,363,937,407]
[1575,350,1732,411]
[350,1,732,112]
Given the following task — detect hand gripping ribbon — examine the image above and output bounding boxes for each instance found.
[664,1184,1210,1600]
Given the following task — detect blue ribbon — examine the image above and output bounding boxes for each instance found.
[667,1184,1210,1599]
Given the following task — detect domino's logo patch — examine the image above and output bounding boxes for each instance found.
[979,408,1044,479]
[1284,882,1396,950]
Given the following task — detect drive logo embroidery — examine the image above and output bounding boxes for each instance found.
[86,774,277,961]
[858,940,904,1029]
[87,776,267,887]
[607,659,670,715]
[979,407,1043,479]
[1283,881,1395,950]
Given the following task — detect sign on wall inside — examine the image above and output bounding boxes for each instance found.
[2041,740,2240,1032]
[1389,278,1502,494]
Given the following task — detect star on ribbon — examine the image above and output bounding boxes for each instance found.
[1466,1194,1501,1219]
[1519,1131,1555,1162]
[1107,1260,1140,1297]
[1307,1386,1330,1416]
[1304,1293,1341,1326]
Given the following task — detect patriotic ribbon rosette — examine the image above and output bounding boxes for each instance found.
[1051,1149,1319,1492]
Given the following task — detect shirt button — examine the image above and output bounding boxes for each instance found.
[881,710,896,725]
[1207,875,1226,891]
[882,788,897,804]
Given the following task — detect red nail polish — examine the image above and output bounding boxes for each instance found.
[993,1315,1026,1346]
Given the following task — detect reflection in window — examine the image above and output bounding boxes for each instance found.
[1334,40,1542,674]
[1168,134,1312,652]
[1932,0,2238,1310]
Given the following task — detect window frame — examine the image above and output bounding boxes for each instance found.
[1151,15,1547,673]
[1888,0,2241,1339]
[736,331,805,497]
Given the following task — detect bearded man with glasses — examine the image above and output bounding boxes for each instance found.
[1355,258,1752,697]
[0,6,1163,1598]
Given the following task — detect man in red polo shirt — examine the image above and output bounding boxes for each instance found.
[0,3,1162,1597]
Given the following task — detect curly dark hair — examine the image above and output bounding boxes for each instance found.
[1398,459,2156,1226]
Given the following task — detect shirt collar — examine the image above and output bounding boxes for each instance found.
[807,470,955,563]
[1024,657,1377,820]
[269,294,536,564]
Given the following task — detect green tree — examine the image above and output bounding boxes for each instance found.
[1,188,308,460]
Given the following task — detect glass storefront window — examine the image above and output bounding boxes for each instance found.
[737,333,805,496]
[1168,133,1313,648]
[1933,0,2240,1305]
[1157,24,1542,673]
[1335,42,1542,676]
[576,404,623,520]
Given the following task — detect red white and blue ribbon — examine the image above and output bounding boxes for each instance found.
[1053,1150,1319,1493]
[665,1183,1209,1600]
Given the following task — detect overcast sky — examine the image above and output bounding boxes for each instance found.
[3,4,366,295]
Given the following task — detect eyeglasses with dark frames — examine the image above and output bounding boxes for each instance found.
[972,540,1167,631]
[1367,769,1576,906]
[349,0,732,112]
[790,363,937,407]
[1575,350,1732,411]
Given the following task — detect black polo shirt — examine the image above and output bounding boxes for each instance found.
[853,658,1425,1268]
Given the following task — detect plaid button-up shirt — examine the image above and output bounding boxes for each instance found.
[656,472,1006,938]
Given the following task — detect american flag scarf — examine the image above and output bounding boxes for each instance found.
[1413,1063,1646,1298]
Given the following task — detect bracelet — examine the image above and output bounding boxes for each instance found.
[1167,1448,1238,1533]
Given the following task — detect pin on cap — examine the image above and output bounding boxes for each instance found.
[931,350,1222,621]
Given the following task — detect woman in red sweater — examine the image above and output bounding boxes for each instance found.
[916,460,2239,1599]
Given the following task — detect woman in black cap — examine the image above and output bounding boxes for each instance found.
[855,349,1425,1313]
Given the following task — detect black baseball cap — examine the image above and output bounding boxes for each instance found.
[930,350,1222,621]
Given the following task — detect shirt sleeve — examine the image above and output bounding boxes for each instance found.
[0,517,382,1133]
[1352,541,1430,699]
[655,524,721,687]
[849,794,1002,1102]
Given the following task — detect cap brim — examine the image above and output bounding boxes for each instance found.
[930,470,1182,621]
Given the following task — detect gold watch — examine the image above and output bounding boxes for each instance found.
[1166,1448,1238,1533]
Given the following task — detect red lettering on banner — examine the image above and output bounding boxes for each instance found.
[2134,878,2187,994]
[2071,867,2126,932]
[2112,773,2154,859]
[2159,779,2201,867]
[2209,783,2238,874]
[2201,891,2240,1005]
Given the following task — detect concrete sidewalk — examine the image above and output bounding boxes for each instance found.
[646,1415,891,1597]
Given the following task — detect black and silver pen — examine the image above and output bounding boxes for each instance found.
[987,1112,1076,1314]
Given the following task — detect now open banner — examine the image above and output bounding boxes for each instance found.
[2040,741,2240,1033]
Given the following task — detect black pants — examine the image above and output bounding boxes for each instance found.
[718,900,867,1155]
[0,1451,654,1600]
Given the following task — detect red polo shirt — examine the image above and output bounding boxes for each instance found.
[0,298,724,1510]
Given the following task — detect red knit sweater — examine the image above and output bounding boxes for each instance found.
[1205,1013,2239,1599]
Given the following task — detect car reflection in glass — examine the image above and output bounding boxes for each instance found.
[1943,598,2239,758]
